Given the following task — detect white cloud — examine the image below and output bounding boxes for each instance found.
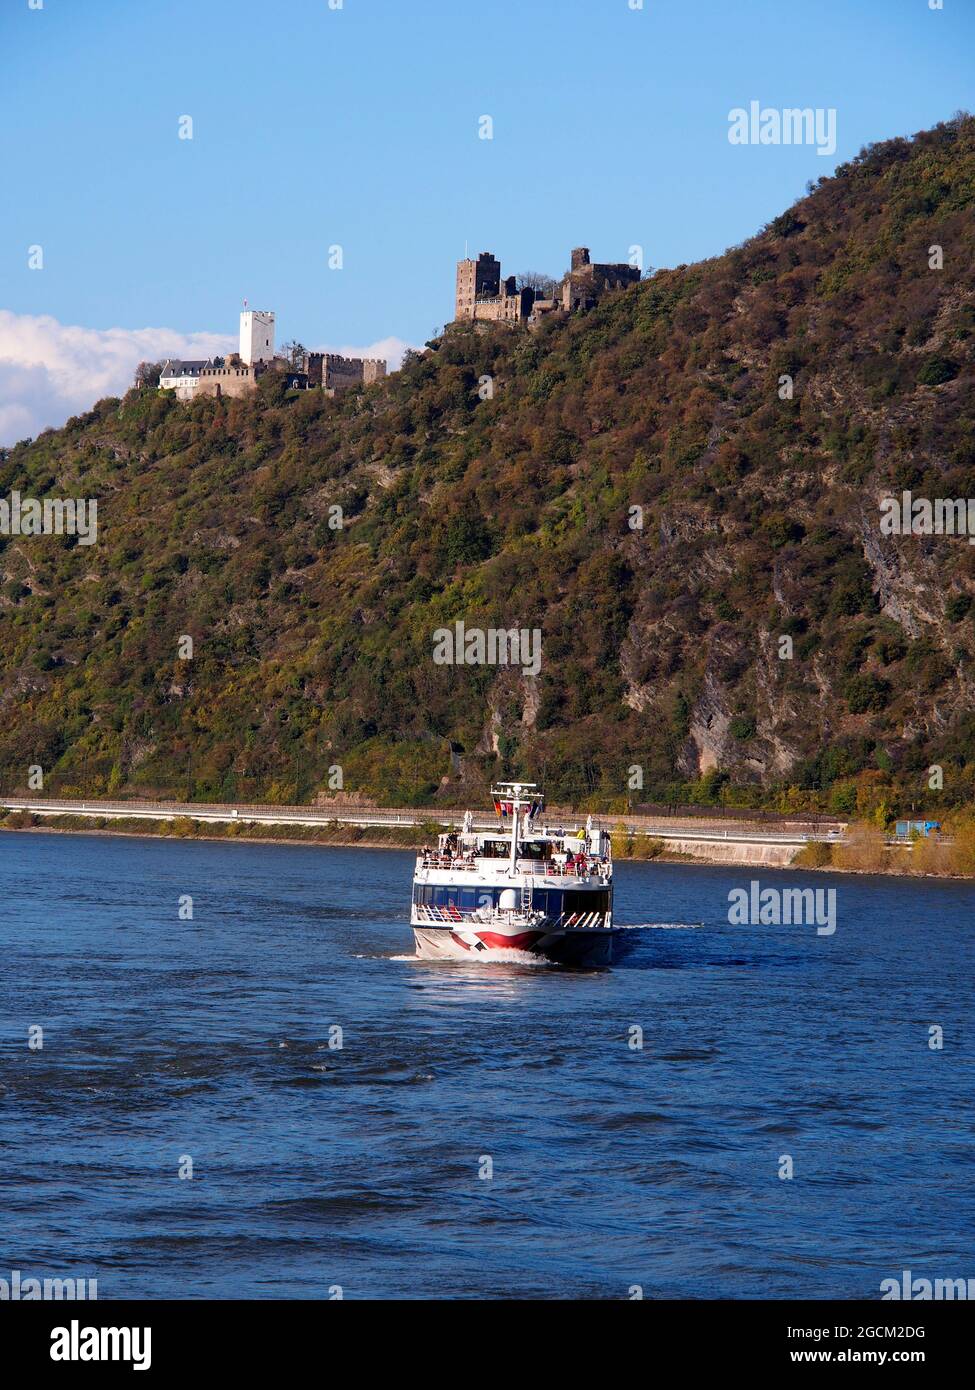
[0,310,234,446]
[0,310,416,447]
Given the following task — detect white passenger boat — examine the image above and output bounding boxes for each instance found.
[410,782,616,966]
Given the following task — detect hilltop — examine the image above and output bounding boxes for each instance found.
[1,116,974,818]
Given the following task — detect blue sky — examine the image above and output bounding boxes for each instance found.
[0,0,972,439]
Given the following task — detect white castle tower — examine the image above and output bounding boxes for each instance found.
[239,308,275,366]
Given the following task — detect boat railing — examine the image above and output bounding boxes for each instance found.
[533,859,610,879]
[413,904,541,925]
[416,854,611,878]
[413,903,472,924]
[412,904,609,929]
[417,854,480,870]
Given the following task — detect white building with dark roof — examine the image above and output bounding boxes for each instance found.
[159,359,212,401]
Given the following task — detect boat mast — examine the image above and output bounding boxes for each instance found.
[508,783,522,877]
[492,781,538,878]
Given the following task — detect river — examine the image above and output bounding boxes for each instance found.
[1,831,972,1298]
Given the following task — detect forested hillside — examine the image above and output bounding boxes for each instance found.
[2,116,974,816]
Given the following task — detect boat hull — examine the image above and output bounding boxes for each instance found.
[412,923,615,968]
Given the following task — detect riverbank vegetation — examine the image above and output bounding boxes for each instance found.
[792,815,975,876]
[0,809,440,850]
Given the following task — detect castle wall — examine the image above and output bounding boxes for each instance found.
[324,355,364,390]
[197,364,261,399]
[561,261,640,310]
[468,287,533,323]
[305,353,388,393]
[528,297,560,328]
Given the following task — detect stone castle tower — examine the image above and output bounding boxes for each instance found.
[239,309,275,366]
[454,252,535,323]
[455,252,501,317]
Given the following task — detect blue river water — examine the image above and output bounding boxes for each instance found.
[1,830,973,1299]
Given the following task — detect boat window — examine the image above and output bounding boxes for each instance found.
[479,839,509,858]
[518,841,549,860]
[431,887,465,908]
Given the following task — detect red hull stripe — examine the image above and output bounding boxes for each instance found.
[470,931,544,950]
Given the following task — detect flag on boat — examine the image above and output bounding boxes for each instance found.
[494,795,545,820]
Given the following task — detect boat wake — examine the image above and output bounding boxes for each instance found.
[395,947,553,967]
[617,921,703,931]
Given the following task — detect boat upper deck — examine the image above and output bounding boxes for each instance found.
[415,824,612,882]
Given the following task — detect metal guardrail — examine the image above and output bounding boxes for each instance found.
[0,792,847,829]
[1,796,432,822]
[0,795,846,843]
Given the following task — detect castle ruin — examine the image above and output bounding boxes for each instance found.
[453,246,640,325]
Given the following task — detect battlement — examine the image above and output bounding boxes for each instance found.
[196,359,269,399]
[306,352,387,392]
